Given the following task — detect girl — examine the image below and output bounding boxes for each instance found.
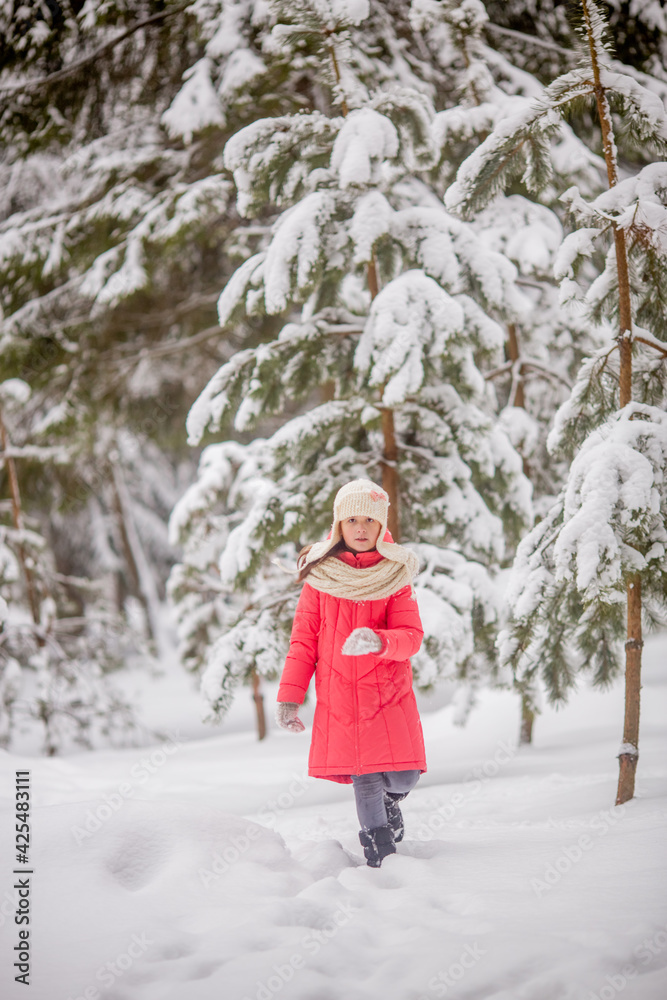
[275,478,427,867]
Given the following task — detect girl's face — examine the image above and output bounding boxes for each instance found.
[341,516,382,552]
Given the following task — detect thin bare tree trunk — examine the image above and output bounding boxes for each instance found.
[327,41,348,117]
[0,406,41,627]
[582,0,641,804]
[109,458,166,655]
[251,669,267,741]
[519,694,535,745]
[110,471,144,600]
[380,405,400,541]
[506,323,525,408]
[506,321,534,484]
[506,324,537,742]
[614,229,633,405]
[617,575,642,803]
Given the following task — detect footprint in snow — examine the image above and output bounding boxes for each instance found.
[150,940,196,961]
[104,829,171,891]
[185,958,223,981]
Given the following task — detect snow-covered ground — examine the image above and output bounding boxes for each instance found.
[1,635,666,1000]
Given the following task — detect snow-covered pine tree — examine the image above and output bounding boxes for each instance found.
[0,0,258,746]
[0,1,295,743]
[413,0,607,742]
[0,3,215,669]
[172,0,534,726]
[446,0,667,802]
[0,379,145,754]
[2,0,660,750]
[1,0,454,741]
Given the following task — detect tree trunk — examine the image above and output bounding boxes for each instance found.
[109,457,166,656]
[251,669,267,741]
[506,323,525,408]
[110,469,145,605]
[616,575,642,804]
[0,406,41,627]
[519,693,535,745]
[327,41,348,116]
[507,324,534,742]
[614,226,633,406]
[506,321,533,485]
[614,217,639,801]
[380,406,400,541]
[582,0,641,804]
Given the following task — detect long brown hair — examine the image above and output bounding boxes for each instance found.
[296,539,347,582]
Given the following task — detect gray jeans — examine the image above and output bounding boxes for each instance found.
[351,769,421,830]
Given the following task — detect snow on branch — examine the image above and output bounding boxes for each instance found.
[445,99,561,219]
[217,253,267,327]
[355,270,464,405]
[445,63,609,220]
[162,58,225,144]
[223,112,341,216]
[186,349,257,445]
[0,4,190,95]
[331,108,399,187]
[186,313,360,444]
[554,403,667,601]
[168,440,250,547]
[359,202,528,318]
[349,191,394,264]
[368,89,436,172]
[547,346,620,459]
[599,68,667,152]
[264,190,343,313]
[570,162,667,256]
[555,226,600,278]
[268,399,366,460]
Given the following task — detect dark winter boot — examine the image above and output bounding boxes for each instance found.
[359,824,396,867]
[383,791,406,843]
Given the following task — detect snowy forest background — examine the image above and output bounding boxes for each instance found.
[1,0,667,805]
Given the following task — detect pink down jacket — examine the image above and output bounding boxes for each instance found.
[277,546,427,784]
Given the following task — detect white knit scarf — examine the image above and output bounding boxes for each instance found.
[304,549,419,601]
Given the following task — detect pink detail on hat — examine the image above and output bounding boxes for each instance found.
[369,490,385,502]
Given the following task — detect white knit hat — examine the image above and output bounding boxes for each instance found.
[330,478,389,544]
[305,479,419,576]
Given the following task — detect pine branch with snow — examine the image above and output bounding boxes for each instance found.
[501,403,667,703]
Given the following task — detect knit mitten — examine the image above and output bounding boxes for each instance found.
[341,627,384,656]
[275,702,305,732]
